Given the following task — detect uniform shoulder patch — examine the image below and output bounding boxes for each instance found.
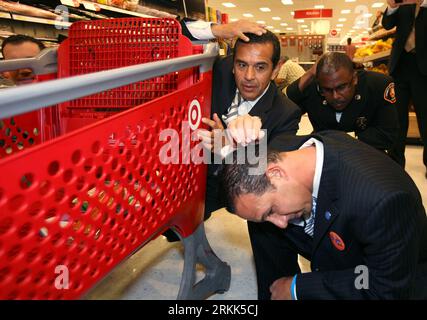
[384,82,396,104]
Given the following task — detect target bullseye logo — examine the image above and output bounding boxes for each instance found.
[188,99,202,131]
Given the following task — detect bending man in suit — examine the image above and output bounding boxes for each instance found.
[382,0,427,176]
[222,130,427,299]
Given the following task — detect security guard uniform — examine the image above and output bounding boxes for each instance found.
[286,70,399,151]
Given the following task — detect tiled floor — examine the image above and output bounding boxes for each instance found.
[86,116,427,300]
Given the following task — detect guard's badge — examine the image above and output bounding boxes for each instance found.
[356,116,368,130]
[384,82,396,104]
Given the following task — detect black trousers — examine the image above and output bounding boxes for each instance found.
[389,51,427,169]
[204,174,226,220]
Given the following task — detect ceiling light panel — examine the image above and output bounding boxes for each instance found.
[222,2,236,8]
[372,3,384,8]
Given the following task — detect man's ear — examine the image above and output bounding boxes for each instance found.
[271,62,282,80]
[353,71,358,86]
[266,164,286,182]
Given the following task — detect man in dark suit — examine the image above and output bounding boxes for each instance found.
[222,130,427,299]
[189,30,301,218]
[382,0,427,176]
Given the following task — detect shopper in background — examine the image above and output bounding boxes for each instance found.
[285,52,399,155]
[344,37,356,60]
[1,35,45,86]
[382,0,427,178]
[274,56,305,91]
[221,131,427,299]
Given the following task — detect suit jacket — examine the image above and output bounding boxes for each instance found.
[179,18,199,41]
[382,5,427,76]
[270,131,427,299]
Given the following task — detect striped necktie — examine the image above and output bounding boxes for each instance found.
[304,196,317,237]
[222,90,242,125]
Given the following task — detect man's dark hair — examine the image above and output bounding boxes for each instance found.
[233,30,281,68]
[347,37,352,45]
[221,145,282,213]
[316,51,354,78]
[1,35,45,57]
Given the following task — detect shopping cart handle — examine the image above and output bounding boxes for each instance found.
[0,43,218,120]
[0,48,57,74]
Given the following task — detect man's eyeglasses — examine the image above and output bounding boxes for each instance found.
[317,76,354,96]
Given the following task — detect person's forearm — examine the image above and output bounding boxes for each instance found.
[298,68,316,93]
[382,7,398,29]
[357,127,397,151]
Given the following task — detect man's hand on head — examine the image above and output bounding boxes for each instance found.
[211,20,267,42]
[227,114,265,146]
[196,114,265,156]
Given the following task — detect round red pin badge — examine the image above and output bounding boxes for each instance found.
[329,231,346,251]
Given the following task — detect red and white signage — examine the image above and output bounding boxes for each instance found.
[294,9,333,19]
[188,99,202,131]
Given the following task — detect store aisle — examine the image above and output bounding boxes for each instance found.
[85,117,427,300]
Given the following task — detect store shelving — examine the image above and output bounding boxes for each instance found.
[0,11,72,28]
[0,1,154,28]
[353,49,391,63]
[79,1,153,18]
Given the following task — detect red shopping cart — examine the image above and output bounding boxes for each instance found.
[57,18,203,133]
[0,18,230,300]
[0,18,202,157]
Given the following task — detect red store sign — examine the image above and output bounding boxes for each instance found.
[294,9,333,19]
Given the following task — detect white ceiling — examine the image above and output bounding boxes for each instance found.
[206,0,388,42]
